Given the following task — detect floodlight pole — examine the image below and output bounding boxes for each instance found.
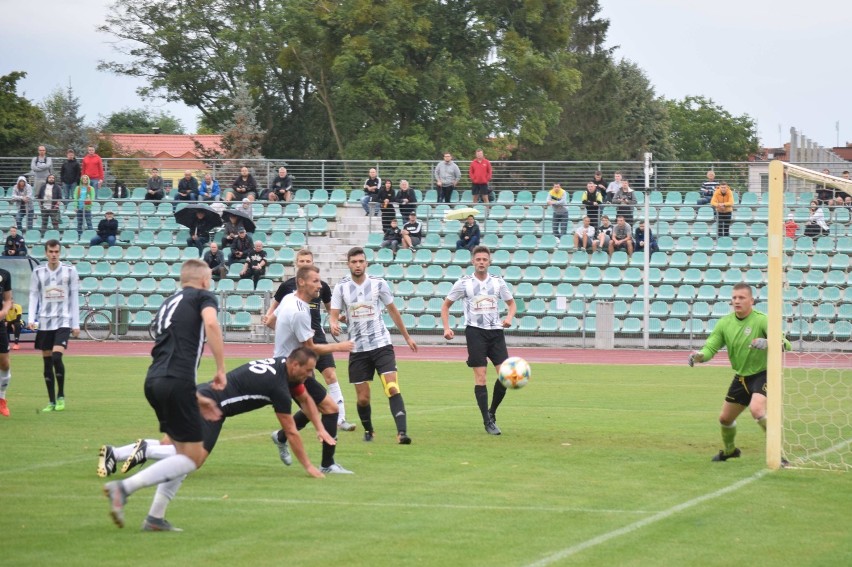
[642,153,653,349]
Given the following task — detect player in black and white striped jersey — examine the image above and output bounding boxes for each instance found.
[440,245,516,435]
[330,247,417,444]
[28,239,80,412]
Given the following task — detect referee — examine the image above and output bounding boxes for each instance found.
[441,245,516,435]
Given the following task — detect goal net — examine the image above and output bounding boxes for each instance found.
[766,161,852,471]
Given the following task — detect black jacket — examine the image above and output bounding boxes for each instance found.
[97,218,119,238]
[60,159,81,185]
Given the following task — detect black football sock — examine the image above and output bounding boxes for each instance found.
[489,379,507,417]
[388,393,407,433]
[43,356,55,403]
[321,412,339,468]
[52,352,65,398]
[276,430,286,443]
[293,410,309,431]
[475,385,490,422]
[357,403,373,432]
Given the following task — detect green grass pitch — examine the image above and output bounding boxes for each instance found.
[2,355,850,566]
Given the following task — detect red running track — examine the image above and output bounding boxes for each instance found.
[16,341,849,368]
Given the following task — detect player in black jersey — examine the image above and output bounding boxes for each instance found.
[0,267,13,417]
[263,249,357,431]
[103,259,226,531]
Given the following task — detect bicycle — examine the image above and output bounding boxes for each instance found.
[80,292,115,341]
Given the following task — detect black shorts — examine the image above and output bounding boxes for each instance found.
[348,345,397,383]
[0,325,8,354]
[725,371,768,406]
[465,326,509,368]
[34,328,72,351]
[471,183,490,196]
[144,376,204,443]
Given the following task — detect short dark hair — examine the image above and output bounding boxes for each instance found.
[296,249,313,260]
[296,265,319,283]
[288,346,318,365]
[45,239,61,249]
[472,245,490,256]
[732,282,753,296]
[347,246,365,260]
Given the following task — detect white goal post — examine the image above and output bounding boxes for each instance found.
[766,160,852,471]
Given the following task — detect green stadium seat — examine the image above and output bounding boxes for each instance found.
[538,316,558,333]
[597,284,615,300]
[729,253,749,269]
[452,249,471,265]
[555,283,574,297]
[622,267,642,284]
[226,295,245,311]
[599,266,620,284]
[589,251,609,267]
[235,279,256,292]
[511,282,532,299]
[112,262,131,277]
[662,318,683,334]
[158,279,177,294]
[826,270,846,286]
[570,250,589,266]
[328,189,347,205]
[805,270,825,286]
[503,266,523,283]
[614,284,636,300]
[835,321,852,340]
[214,278,235,292]
[517,315,538,332]
[366,264,383,278]
[143,247,161,262]
[743,269,763,286]
[692,301,712,319]
[563,267,582,283]
[575,283,595,299]
[496,191,514,204]
[661,268,682,284]
[722,268,744,285]
[702,268,723,285]
[582,316,597,333]
[561,316,581,334]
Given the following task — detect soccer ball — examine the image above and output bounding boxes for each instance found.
[498,357,530,389]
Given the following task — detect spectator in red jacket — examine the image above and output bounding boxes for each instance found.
[468,148,493,204]
[81,145,104,191]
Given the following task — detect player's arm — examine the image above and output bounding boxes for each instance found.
[263,299,280,329]
[275,412,323,478]
[293,389,335,445]
[503,298,517,328]
[303,336,353,355]
[202,306,227,390]
[329,308,342,336]
[27,272,39,329]
[440,298,455,340]
[0,290,11,321]
[689,324,724,366]
[385,302,417,352]
[69,267,81,335]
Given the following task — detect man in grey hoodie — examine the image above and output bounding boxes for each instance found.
[434,152,461,203]
[30,146,53,198]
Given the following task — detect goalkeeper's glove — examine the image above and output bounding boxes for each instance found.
[750,338,768,350]
[688,354,696,367]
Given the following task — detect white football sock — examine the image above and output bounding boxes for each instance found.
[327,381,346,421]
[148,475,186,519]
[122,454,196,495]
[0,368,10,399]
[148,444,178,460]
[114,439,161,461]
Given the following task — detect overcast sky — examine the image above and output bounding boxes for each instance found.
[3,0,850,150]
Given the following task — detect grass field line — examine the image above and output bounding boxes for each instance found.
[522,469,770,566]
[788,436,852,468]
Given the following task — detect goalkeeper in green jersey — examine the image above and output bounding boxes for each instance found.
[688,283,791,462]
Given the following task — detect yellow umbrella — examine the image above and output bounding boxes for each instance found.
[444,207,481,221]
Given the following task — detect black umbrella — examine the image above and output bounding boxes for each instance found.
[174,203,223,230]
[225,206,256,233]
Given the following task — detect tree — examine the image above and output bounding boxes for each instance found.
[0,71,46,157]
[217,84,265,160]
[40,84,89,154]
[666,96,759,162]
[100,108,185,134]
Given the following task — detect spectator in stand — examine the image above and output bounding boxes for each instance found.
[396,180,417,219]
[609,215,633,256]
[804,200,830,237]
[60,149,81,201]
[844,195,852,213]
[30,145,53,198]
[842,171,850,180]
[784,214,799,239]
[633,220,659,258]
[145,168,165,202]
[203,242,227,280]
[80,145,104,191]
[237,198,254,223]
[605,171,623,203]
[240,240,268,289]
[547,183,568,242]
[572,215,596,251]
[227,166,258,202]
[175,170,199,205]
[613,178,636,224]
[112,179,129,199]
[434,152,461,203]
[361,168,381,216]
[220,212,243,249]
[3,227,27,257]
[6,302,22,350]
[591,170,607,199]
[469,148,493,204]
[456,215,480,250]
[90,210,119,247]
[401,211,423,251]
[711,181,734,237]
[228,227,253,266]
[381,219,403,254]
[698,170,719,205]
[377,179,397,232]
[11,176,34,232]
[197,173,220,201]
[185,210,217,254]
[582,180,604,226]
[38,174,63,231]
[815,169,834,205]
[594,215,614,253]
[72,175,96,237]
[264,167,293,202]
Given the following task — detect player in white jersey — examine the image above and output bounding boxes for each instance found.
[441,245,516,435]
[265,265,355,473]
[28,239,80,412]
[330,247,417,444]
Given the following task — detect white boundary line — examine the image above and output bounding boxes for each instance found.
[523,470,769,567]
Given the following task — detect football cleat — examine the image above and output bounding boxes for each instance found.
[0,398,9,417]
[711,448,741,462]
[122,439,148,474]
[338,420,357,432]
[55,397,65,411]
[270,431,292,466]
[142,515,183,532]
[97,445,117,478]
[103,481,127,528]
[11,344,19,350]
[41,403,55,413]
[484,420,502,436]
[363,430,375,442]
[320,463,354,474]
[397,432,412,445]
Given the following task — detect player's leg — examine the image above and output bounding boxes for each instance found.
[0,348,9,416]
[749,393,768,431]
[290,376,345,470]
[349,352,376,441]
[41,346,56,412]
[319,354,355,431]
[713,377,750,461]
[52,346,67,411]
[373,345,410,444]
[466,327,500,434]
[488,332,510,421]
